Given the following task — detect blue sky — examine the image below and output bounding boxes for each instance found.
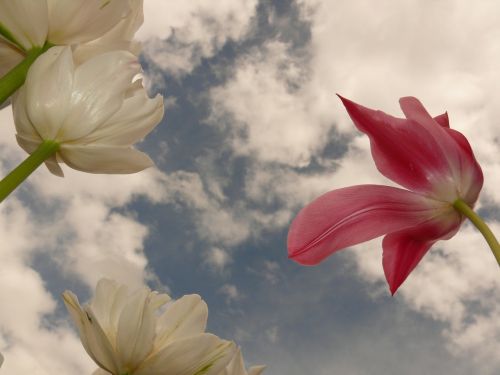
[1,0,500,374]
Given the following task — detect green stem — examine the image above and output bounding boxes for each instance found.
[0,42,53,106]
[0,140,59,203]
[453,199,500,265]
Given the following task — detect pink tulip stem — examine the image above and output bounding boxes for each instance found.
[453,199,500,265]
[0,140,59,203]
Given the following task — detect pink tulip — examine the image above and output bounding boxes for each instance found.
[288,96,484,294]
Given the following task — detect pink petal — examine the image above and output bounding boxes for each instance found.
[338,96,482,201]
[288,185,440,265]
[382,213,462,295]
[433,112,449,128]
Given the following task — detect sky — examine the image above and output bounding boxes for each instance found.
[1,0,500,374]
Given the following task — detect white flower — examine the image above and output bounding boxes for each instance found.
[13,45,163,176]
[0,0,142,78]
[220,349,265,375]
[63,279,236,375]
[0,0,133,51]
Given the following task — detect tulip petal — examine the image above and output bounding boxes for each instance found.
[73,0,144,62]
[382,213,462,295]
[13,89,40,140]
[84,92,164,146]
[47,0,131,45]
[248,366,267,375]
[62,291,121,374]
[0,0,48,49]
[60,144,153,174]
[116,288,156,370]
[137,334,236,375]
[433,112,449,128]
[0,39,24,79]
[23,46,75,140]
[155,295,208,351]
[288,185,443,265]
[90,279,129,339]
[60,50,140,141]
[338,96,482,200]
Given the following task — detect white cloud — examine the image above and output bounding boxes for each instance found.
[205,247,232,273]
[139,0,258,76]
[219,283,241,304]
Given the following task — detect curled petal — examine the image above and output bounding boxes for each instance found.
[288,185,442,265]
[60,144,154,174]
[382,212,462,295]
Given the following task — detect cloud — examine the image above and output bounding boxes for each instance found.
[205,247,232,273]
[139,0,258,76]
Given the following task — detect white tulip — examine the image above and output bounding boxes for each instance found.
[220,349,265,375]
[0,0,134,51]
[63,279,236,375]
[13,45,163,176]
[0,0,142,79]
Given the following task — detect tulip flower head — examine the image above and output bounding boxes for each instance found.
[0,0,143,103]
[0,0,135,52]
[63,279,236,375]
[12,45,163,176]
[288,96,484,294]
[221,349,266,375]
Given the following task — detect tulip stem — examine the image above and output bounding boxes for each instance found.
[0,42,53,106]
[453,199,500,265]
[0,140,59,203]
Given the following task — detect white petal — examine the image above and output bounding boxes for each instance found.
[85,91,164,146]
[155,295,209,350]
[92,369,111,375]
[0,0,48,49]
[0,39,24,78]
[73,0,144,62]
[116,288,156,370]
[47,0,131,45]
[15,134,41,155]
[24,46,74,140]
[248,366,266,375]
[60,50,140,141]
[225,349,245,375]
[137,334,236,375]
[13,88,40,141]
[90,279,129,340]
[44,156,64,177]
[60,144,154,174]
[62,291,121,374]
